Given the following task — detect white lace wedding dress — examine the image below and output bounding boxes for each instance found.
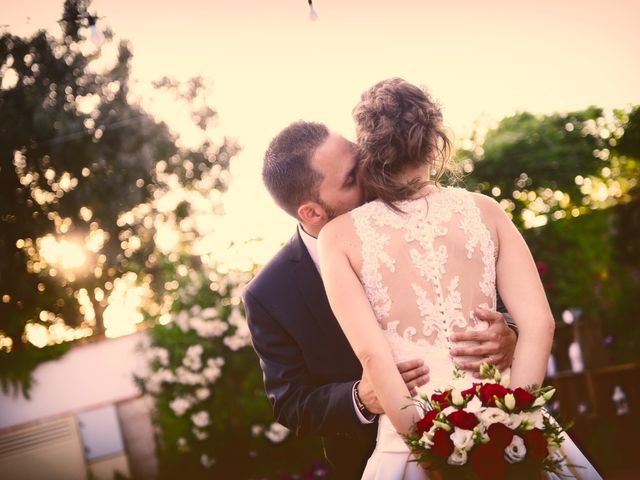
[348,187,602,480]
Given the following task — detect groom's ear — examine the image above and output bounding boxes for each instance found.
[297,202,326,226]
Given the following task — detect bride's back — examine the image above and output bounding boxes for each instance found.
[348,187,497,355]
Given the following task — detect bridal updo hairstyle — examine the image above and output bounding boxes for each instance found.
[353,78,452,209]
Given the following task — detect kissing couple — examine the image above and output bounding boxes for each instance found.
[244,78,601,479]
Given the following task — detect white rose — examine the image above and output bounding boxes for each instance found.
[450,427,474,452]
[504,412,524,430]
[477,407,509,426]
[448,448,468,466]
[466,396,482,413]
[420,431,434,448]
[521,409,545,430]
[504,393,516,411]
[533,396,547,408]
[441,406,457,417]
[451,389,465,407]
[543,388,556,401]
[504,435,527,463]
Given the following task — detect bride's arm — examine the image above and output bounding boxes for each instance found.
[318,216,417,436]
[479,194,555,388]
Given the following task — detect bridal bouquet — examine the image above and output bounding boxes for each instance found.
[405,364,567,480]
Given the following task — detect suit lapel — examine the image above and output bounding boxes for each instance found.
[289,231,345,341]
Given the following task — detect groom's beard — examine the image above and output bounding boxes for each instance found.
[317,198,340,221]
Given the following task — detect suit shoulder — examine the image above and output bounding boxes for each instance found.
[244,241,294,301]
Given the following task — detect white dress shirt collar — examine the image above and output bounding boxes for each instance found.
[298,224,320,272]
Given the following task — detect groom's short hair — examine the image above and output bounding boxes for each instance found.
[262,121,329,218]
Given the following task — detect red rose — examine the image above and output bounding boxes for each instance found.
[447,410,479,430]
[431,429,455,458]
[470,442,505,480]
[479,383,511,407]
[431,390,452,409]
[513,387,536,410]
[462,383,482,400]
[416,409,438,435]
[521,428,549,461]
[487,423,514,449]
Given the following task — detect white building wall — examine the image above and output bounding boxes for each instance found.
[0,331,147,430]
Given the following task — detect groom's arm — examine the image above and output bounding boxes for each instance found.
[243,290,365,437]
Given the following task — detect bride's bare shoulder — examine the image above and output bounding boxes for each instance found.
[317,211,356,248]
[469,190,505,216]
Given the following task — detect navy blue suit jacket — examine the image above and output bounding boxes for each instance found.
[243,231,377,477]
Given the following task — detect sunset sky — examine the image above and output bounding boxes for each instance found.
[4,0,640,264]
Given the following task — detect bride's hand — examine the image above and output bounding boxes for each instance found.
[359,359,430,414]
[449,308,517,374]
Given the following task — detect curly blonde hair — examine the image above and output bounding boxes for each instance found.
[352,78,452,209]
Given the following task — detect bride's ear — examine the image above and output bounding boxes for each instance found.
[297,202,326,226]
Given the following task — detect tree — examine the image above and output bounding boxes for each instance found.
[455,105,640,363]
[0,0,234,396]
[456,106,640,229]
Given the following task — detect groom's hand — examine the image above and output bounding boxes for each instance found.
[449,307,517,376]
[358,360,429,414]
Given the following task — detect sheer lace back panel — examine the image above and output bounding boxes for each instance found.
[350,187,498,390]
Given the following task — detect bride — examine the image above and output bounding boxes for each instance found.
[317,78,602,479]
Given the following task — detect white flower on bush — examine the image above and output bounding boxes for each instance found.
[477,407,509,426]
[450,427,474,452]
[170,397,193,416]
[176,366,205,385]
[223,308,251,351]
[191,411,210,428]
[175,311,190,332]
[251,425,264,437]
[177,437,188,452]
[192,428,208,441]
[448,448,468,466]
[264,422,290,443]
[195,387,210,401]
[201,307,218,319]
[191,318,228,338]
[146,347,170,366]
[183,344,204,371]
[203,357,224,383]
[200,453,215,468]
[145,368,176,394]
[504,435,527,463]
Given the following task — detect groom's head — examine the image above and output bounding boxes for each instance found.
[263,121,362,233]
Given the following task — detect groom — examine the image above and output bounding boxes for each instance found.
[243,121,518,478]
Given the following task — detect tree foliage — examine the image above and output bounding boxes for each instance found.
[0,0,234,396]
[457,106,640,363]
[457,106,640,229]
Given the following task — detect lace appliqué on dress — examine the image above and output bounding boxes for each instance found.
[350,188,497,350]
